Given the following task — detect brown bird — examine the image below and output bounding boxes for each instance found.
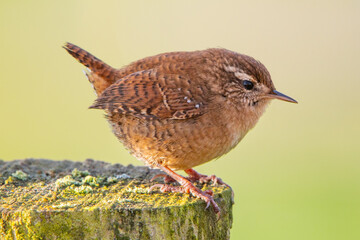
[63,42,297,216]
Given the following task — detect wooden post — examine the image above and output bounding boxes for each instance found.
[0,159,233,240]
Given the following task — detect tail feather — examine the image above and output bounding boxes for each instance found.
[63,42,118,95]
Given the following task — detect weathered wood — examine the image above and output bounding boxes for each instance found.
[0,159,233,240]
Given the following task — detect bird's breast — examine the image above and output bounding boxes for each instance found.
[106,100,267,170]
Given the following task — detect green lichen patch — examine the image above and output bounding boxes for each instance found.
[74,185,94,194]
[54,173,117,194]
[106,176,118,184]
[55,175,81,188]
[82,175,99,187]
[82,175,107,187]
[11,170,28,181]
[71,168,90,178]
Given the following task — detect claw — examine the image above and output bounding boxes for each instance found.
[205,201,210,209]
[150,174,167,182]
[216,211,221,221]
[148,183,164,193]
[151,174,176,183]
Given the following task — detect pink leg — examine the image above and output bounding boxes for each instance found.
[149,165,220,217]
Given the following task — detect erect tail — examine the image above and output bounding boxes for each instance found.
[63,42,118,95]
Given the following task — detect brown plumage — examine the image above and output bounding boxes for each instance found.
[64,42,297,216]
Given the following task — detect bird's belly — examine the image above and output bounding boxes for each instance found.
[108,110,247,170]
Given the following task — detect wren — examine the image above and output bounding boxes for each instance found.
[64,43,297,216]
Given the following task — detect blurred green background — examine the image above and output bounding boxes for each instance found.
[1,0,359,239]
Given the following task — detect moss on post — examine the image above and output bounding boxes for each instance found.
[0,159,233,240]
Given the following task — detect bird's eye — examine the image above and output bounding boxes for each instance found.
[242,80,254,90]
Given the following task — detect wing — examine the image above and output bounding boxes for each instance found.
[89,69,210,119]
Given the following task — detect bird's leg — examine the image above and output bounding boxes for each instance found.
[184,169,234,202]
[149,165,220,217]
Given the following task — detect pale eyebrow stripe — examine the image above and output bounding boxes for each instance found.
[223,65,240,73]
[224,65,253,81]
[234,72,252,81]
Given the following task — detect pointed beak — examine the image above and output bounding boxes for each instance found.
[267,90,298,103]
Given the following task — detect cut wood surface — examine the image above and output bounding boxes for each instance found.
[0,159,233,240]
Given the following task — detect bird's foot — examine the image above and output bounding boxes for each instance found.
[149,165,220,218]
[185,169,234,203]
[152,169,229,186]
[149,182,219,218]
[151,168,234,203]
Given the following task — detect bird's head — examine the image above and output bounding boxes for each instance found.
[217,50,297,112]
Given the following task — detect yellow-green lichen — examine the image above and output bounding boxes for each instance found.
[11,170,28,181]
[126,185,149,194]
[52,202,79,209]
[1,183,232,239]
[55,175,81,188]
[55,172,117,191]
[82,175,101,187]
[1,170,232,239]
[71,168,89,178]
[5,176,15,184]
[74,185,93,194]
[106,176,118,184]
